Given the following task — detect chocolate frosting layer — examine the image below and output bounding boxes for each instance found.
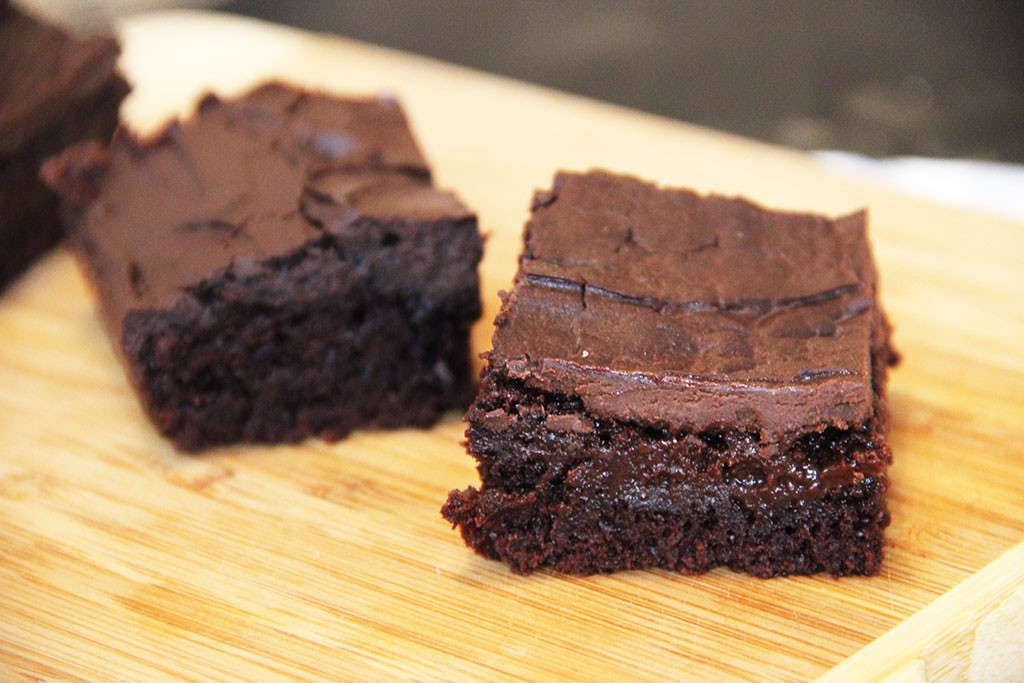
[491,171,880,438]
[47,83,472,341]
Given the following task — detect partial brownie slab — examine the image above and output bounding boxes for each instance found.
[0,1,128,290]
[44,83,483,451]
[443,170,898,577]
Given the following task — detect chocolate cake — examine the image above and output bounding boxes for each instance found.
[43,83,483,451]
[0,1,128,291]
[443,170,898,577]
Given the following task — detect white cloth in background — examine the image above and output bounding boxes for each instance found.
[816,152,1024,225]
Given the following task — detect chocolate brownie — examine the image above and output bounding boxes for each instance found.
[43,83,483,451]
[0,1,128,291]
[443,170,898,577]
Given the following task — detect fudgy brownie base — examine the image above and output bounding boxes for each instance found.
[443,361,893,577]
[126,210,481,451]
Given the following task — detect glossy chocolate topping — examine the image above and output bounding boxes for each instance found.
[48,83,471,341]
[491,171,880,438]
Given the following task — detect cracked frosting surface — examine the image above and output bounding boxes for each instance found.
[58,82,471,340]
[491,171,881,438]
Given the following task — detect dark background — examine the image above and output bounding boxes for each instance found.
[220,0,1024,162]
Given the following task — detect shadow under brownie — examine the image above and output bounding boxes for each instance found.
[443,170,898,577]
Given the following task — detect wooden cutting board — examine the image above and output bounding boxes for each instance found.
[2,11,1022,682]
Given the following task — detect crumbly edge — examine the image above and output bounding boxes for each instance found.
[122,223,481,451]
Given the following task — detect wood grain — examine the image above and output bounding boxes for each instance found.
[816,540,1024,682]
[2,11,1023,681]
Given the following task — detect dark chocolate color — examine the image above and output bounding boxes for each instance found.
[495,171,878,439]
[0,2,128,290]
[45,83,483,450]
[444,170,897,577]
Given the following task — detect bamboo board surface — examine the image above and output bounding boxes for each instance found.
[2,11,1023,682]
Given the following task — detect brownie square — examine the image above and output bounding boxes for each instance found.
[0,2,128,290]
[43,83,483,451]
[443,170,898,577]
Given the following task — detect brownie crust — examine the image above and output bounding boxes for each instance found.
[44,83,483,450]
[444,171,897,577]
[0,2,128,290]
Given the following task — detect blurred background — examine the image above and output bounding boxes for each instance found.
[22,0,1024,218]
[221,0,1024,164]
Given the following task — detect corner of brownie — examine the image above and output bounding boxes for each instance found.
[43,83,483,451]
[1,3,128,290]
[443,170,898,577]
